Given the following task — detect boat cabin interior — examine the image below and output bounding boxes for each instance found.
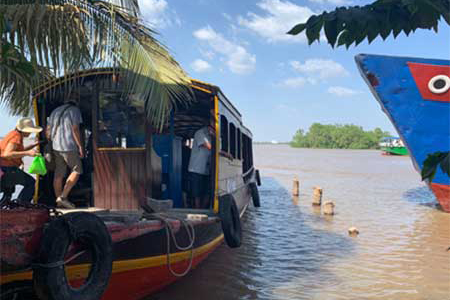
[33,70,254,213]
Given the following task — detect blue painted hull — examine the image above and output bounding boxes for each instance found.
[355,54,450,211]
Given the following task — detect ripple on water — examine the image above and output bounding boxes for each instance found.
[148,145,450,300]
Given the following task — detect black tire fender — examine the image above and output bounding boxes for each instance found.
[33,212,113,300]
[219,195,242,248]
[249,183,260,207]
[255,169,261,186]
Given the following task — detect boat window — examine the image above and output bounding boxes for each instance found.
[249,137,253,167]
[230,123,236,158]
[97,92,146,148]
[220,115,228,152]
[237,128,241,160]
[242,134,249,172]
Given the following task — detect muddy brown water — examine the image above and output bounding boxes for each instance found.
[148,144,450,300]
[16,144,450,299]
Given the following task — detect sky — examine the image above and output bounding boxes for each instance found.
[1,0,449,142]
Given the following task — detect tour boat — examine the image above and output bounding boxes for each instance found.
[379,137,408,156]
[356,54,449,212]
[0,69,261,299]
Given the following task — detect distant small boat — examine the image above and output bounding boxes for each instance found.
[379,137,408,156]
[356,54,449,212]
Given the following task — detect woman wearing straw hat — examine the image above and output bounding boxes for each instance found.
[0,117,42,203]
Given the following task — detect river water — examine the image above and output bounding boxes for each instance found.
[149,144,450,300]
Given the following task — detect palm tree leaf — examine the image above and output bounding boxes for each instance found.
[0,0,193,127]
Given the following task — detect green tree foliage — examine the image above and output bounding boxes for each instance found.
[287,0,450,48]
[290,123,390,149]
[421,152,450,181]
[288,0,449,182]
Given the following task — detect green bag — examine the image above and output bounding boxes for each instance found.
[28,155,47,175]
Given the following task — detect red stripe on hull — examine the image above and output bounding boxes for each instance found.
[430,183,450,212]
[74,239,222,300]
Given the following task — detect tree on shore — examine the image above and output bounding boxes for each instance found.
[0,0,192,128]
[287,0,449,180]
[290,123,390,149]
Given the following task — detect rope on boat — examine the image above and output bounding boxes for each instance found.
[149,213,196,277]
[32,250,87,269]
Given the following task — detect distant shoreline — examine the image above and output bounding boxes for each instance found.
[253,144,385,151]
[253,142,289,145]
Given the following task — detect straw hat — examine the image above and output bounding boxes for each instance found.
[16,117,43,133]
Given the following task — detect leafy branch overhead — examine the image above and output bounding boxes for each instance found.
[288,0,450,48]
[421,152,450,181]
[0,0,193,129]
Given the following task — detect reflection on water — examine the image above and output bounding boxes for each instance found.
[403,186,439,208]
[147,145,450,300]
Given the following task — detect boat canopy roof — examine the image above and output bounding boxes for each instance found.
[32,68,253,138]
[191,79,252,138]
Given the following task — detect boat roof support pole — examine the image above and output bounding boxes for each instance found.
[213,95,220,214]
[145,121,153,201]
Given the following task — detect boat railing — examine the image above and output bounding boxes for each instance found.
[242,166,254,182]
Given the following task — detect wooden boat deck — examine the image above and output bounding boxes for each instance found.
[56,207,219,225]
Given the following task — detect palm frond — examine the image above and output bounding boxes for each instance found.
[0,0,193,127]
[93,0,140,18]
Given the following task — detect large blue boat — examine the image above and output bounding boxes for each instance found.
[356,54,450,212]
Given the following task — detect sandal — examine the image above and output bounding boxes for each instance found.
[56,196,75,209]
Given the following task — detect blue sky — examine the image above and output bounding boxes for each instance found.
[1,0,449,141]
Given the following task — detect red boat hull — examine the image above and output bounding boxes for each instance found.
[1,233,223,300]
[100,237,221,300]
[430,183,450,212]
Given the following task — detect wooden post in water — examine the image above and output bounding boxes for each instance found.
[312,186,322,206]
[292,178,299,196]
[348,227,359,236]
[323,201,335,215]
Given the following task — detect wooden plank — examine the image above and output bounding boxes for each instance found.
[57,207,109,214]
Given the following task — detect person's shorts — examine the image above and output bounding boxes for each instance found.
[54,151,83,177]
[189,172,209,198]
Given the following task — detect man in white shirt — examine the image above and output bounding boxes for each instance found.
[46,95,84,209]
[188,125,213,208]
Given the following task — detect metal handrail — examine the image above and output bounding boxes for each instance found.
[242,166,254,178]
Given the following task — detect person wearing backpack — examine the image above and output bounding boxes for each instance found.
[0,118,42,203]
[46,95,84,209]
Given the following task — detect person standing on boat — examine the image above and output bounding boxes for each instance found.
[0,118,42,203]
[188,124,213,209]
[46,94,83,209]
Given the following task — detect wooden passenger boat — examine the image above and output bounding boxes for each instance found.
[0,69,261,299]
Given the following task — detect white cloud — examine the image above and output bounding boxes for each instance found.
[290,59,349,79]
[238,0,315,43]
[199,48,215,60]
[308,0,350,5]
[191,59,212,73]
[222,13,233,21]
[193,26,256,74]
[280,77,307,88]
[327,86,362,97]
[139,0,178,29]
